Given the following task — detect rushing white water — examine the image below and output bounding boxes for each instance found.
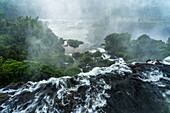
[163,56,170,65]
[79,60,131,77]
[0,76,110,113]
[139,68,164,82]
[0,58,130,113]
[0,57,170,113]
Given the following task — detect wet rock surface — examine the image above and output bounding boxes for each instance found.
[0,93,10,105]
[3,82,25,91]
[103,63,169,113]
[0,62,169,113]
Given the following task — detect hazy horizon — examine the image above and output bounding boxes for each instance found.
[10,0,170,43]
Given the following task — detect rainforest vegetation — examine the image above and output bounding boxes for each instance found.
[0,1,170,88]
[104,33,170,62]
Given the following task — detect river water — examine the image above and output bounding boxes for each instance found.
[41,17,170,46]
[41,18,96,43]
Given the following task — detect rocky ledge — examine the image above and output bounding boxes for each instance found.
[0,61,169,113]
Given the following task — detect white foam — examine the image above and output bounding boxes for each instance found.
[63,40,68,46]
[0,58,131,113]
[1,57,169,113]
[101,53,111,59]
[163,60,170,65]
[163,56,170,65]
[97,48,105,53]
[79,60,132,77]
[0,70,113,113]
[139,69,164,82]
[89,50,97,53]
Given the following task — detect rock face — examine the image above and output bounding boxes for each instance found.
[0,61,169,113]
[3,82,25,91]
[0,82,25,106]
[103,63,169,113]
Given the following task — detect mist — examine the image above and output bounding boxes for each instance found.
[1,1,170,112]
[12,0,170,43]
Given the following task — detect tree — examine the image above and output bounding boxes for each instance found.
[64,67,81,76]
[104,32,131,58]
[67,39,84,49]
[104,33,168,62]
[0,59,65,88]
[132,34,166,61]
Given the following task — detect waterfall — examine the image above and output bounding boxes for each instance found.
[0,59,169,113]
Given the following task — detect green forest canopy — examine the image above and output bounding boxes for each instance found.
[0,1,170,88]
[104,33,170,62]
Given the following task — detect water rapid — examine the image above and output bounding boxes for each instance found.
[0,59,169,113]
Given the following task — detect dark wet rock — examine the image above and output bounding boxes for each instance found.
[128,62,170,78]
[0,62,169,113]
[0,107,3,110]
[0,93,10,105]
[103,74,168,113]
[3,82,25,91]
[157,64,170,77]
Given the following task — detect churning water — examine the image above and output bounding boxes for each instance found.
[0,58,169,113]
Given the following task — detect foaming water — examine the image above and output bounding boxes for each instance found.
[139,67,164,82]
[163,56,170,65]
[0,69,113,112]
[0,58,170,113]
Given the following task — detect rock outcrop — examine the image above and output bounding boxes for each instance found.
[0,61,169,113]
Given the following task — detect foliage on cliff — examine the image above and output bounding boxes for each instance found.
[0,57,66,88]
[104,33,169,62]
[0,10,69,87]
[67,39,84,49]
